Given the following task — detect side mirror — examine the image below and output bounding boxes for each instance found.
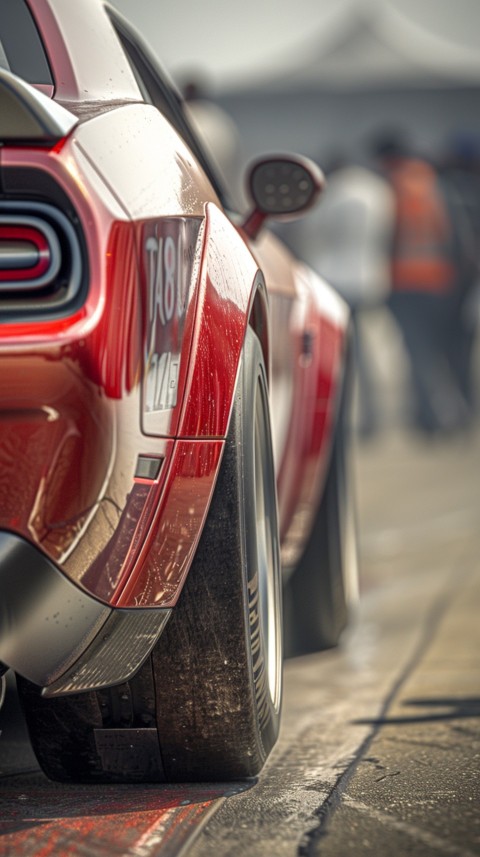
[241,154,325,239]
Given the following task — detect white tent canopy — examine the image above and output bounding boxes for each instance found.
[278,2,480,90]
[111,0,480,92]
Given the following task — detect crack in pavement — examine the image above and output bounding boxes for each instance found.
[296,558,476,857]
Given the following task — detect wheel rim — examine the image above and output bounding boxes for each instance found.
[253,377,282,713]
[337,431,359,606]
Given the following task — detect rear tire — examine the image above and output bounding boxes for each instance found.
[18,327,282,782]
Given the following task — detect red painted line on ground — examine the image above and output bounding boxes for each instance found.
[0,773,250,856]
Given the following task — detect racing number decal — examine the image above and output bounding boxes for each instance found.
[145,234,181,413]
[147,234,177,327]
[142,219,203,432]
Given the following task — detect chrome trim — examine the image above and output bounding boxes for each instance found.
[0,240,39,269]
[0,214,61,289]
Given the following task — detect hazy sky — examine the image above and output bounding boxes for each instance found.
[109,0,480,91]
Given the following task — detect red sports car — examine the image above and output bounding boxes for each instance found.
[0,0,357,783]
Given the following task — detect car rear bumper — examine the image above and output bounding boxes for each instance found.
[0,531,170,697]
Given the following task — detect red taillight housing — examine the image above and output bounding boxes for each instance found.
[0,201,84,319]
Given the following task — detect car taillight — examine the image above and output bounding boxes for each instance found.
[0,220,60,288]
[0,201,84,319]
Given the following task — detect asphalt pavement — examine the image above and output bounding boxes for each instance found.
[188,423,480,857]
[308,517,480,856]
[308,421,480,857]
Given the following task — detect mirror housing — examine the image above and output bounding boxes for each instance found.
[242,154,325,239]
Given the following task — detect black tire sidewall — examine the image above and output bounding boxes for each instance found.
[283,354,354,655]
[235,327,282,756]
[150,325,282,780]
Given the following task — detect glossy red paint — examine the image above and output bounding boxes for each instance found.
[0,141,144,584]
[75,445,173,604]
[0,141,125,343]
[107,205,261,608]
[0,148,261,610]
[277,271,346,567]
[116,440,224,607]
[178,204,260,439]
[0,351,115,564]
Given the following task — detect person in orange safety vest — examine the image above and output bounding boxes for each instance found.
[375,135,470,434]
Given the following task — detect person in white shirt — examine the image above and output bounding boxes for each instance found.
[294,160,395,436]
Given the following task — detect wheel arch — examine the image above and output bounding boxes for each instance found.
[248,272,271,386]
[113,207,272,608]
[177,203,269,439]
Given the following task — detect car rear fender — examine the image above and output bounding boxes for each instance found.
[177,202,265,439]
[114,203,267,607]
[278,264,351,567]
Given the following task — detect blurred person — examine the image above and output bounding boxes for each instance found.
[293,157,395,437]
[374,134,471,436]
[439,133,480,416]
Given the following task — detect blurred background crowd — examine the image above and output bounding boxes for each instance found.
[112,0,480,439]
[286,130,480,439]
